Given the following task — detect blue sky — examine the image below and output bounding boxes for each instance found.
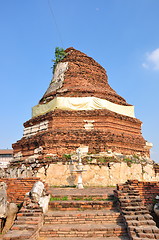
[0,0,159,162]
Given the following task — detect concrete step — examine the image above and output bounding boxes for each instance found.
[2,229,34,240]
[119,195,141,200]
[39,223,127,238]
[49,200,115,211]
[13,216,41,226]
[11,224,37,231]
[120,198,142,203]
[13,219,39,225]
[132,238,158,240]
[126,219,156,226]
[122,210,149,215]
[128,225,159,239]
[17,212,42,217]
[44,209,123,224]
[121,190,139,194]
[120,202,143,208]
[19,207,42,212]
[38,237,130,240]
[124,214,153,221]
[121,205,147,212]
[17,209,42,217]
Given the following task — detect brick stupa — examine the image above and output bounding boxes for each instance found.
[13,47,151,159]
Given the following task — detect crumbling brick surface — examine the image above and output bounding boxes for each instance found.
[115,181,159,239]
[13,109,149,159]
[13,128,148,158]
[120,180,159,207]
[0,178,41,204]
[40,47,131,106]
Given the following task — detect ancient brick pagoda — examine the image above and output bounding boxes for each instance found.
[13,47,152,159]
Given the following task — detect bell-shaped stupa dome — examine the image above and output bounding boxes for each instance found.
[40,47,130,106]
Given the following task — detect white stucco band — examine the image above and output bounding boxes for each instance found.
[32,97,135,118]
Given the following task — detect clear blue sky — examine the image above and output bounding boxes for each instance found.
[0,0,159,162]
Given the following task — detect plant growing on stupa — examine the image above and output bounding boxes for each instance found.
[63,154,72,160]
[52,47,67,73]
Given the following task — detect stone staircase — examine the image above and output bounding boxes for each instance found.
[2,207,43,240]
[3,184,159,240]
[38,187,130,240]
[116,183,159,239]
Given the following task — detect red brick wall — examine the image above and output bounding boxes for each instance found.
[119,180,159,206]
[0,178,41,204]
[51,114,141,135]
